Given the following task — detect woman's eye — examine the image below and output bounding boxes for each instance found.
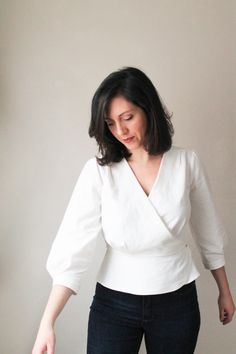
[106,115,132,127]
[124,115,133,121]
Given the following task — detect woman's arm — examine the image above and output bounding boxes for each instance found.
[211,266,235,325]
[188,151,235,324]
[32,285,74,354]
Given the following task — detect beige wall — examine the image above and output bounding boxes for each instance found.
[0,1,235,353]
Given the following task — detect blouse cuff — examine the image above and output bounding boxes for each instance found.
[51,275,81,295]
[202,256,225,271]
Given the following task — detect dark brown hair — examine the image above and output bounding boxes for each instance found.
[88,66,174,166]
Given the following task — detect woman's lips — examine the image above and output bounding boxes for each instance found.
[123,137,134,143]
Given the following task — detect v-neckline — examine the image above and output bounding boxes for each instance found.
[123,150,168,199]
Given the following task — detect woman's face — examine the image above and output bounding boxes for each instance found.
[105,96,147,152]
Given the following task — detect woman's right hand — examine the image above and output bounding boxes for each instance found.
[32,324,56,354]
[32,285,74,354]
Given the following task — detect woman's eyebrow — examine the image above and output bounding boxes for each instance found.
[105,110,133,121]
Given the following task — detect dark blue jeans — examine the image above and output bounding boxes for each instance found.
[87,281,200,354]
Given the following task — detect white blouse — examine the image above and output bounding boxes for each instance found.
[46,145,227,295]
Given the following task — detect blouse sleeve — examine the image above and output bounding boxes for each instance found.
[189,150,228,270]
[46,157,103,294]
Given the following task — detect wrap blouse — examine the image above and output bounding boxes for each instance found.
[46,145,227,295]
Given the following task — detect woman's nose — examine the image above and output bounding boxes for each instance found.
[116,123,128,136]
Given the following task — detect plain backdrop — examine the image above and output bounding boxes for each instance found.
[0,1,235,353]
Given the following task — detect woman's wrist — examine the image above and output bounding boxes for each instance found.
[39,310,58,329]
[39,317,55,329]
[211,266,233,297]
[218,289,233,300]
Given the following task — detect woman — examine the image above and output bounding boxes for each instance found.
[32,67,235,354]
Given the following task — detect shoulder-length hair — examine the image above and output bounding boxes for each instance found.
[88,66,174,166]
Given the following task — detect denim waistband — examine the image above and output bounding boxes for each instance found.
[95,280,196,298]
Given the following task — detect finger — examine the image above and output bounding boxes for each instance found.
[220,308,226,322]
[223,317,231,325]
[225,312,234,324]
[47,344,55,354]
[222,312,233,325]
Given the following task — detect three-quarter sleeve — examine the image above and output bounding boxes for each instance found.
[46,158,103,294]
[189,150,228,270]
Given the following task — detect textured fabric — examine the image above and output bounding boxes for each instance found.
[87,281,200,354]
[46,145,227,294]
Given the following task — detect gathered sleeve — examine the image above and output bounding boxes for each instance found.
[46,158,103,294]
[189,150,228,270]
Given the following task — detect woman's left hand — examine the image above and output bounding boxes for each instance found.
[218,292,236,325]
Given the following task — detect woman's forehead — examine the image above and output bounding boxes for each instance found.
[106,96,137,117]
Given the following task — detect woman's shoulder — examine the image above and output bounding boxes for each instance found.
[81,155,110,182]
[171,145,199,160]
